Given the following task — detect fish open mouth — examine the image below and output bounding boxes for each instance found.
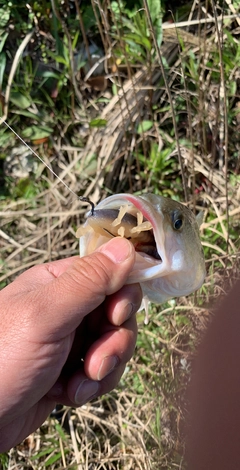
[76,203,162,263]
[76,192,206,308]
[76,192,171,285]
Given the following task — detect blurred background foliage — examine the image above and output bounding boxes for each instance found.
[0,0,239,468]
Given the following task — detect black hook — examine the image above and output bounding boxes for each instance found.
[79,196,95,215]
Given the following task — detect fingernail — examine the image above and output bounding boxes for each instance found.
[98,355,119,381]
[123,302,134,322]
[74,380,99,405]
[98,237,132,263]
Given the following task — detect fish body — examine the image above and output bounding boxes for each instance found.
[76,193,205,305]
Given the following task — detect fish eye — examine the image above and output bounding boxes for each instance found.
[172,210,183,231]
[174,218,183,230]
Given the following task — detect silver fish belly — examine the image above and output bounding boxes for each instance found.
[76,193,206,305]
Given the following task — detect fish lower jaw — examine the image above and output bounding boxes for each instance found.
[126,252,174,285]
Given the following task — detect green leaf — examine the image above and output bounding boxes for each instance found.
[40,70,61,80]
[0,31,8,53]
[0,452,9,470]
[55,422,67,440]
[47,49,68,66]
[10,91,32,109]
[31,448,55,460]
[82,5,97,30]
[0,51,6,88]
[112,83,118,95]
[54,54,69,66]
[11,110,43,120]
[45,452,62,466]
[228,80,237,97]
[137,120,153,133]
[13,178,40,199]
[0,6,10,30]
[154,17,162,47]
[124,33,151,51]
[72,30,80,51]
[147,0,162,46]
[147,0,161,23]
[22,125,53,140]
[89,118,107,128]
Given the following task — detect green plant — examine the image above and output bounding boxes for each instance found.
[0,452,8,470]
[110,0,163,65]
[136,140,179,196]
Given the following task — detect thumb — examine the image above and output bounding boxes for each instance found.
[28,237,136,338]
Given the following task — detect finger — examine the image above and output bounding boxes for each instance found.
[54,293,139,379]
[78,283,142,341]
[54,289,140,378]
[69,364,126,406]
[105,283,142,326]
[47,315,137,405]
[84,314,137,380]
[24,237,136,340]
[48,363,126,407]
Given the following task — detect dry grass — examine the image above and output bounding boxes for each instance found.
[0,0,240,468]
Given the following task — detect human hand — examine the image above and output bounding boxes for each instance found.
[0,237,142,452]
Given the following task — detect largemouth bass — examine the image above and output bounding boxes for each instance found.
[76,193,205,308]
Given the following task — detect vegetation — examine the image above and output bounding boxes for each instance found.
[0,0,239,468]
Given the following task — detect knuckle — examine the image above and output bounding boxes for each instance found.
[69,253,112,291]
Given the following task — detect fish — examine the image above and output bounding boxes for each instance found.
[76,193,206,317]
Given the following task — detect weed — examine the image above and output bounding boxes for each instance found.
[0,1,239,469]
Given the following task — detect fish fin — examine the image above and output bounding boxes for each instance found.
[143,297,150,325]
[138,296,150,324]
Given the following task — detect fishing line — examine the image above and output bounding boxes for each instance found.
[2,120,95,214]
